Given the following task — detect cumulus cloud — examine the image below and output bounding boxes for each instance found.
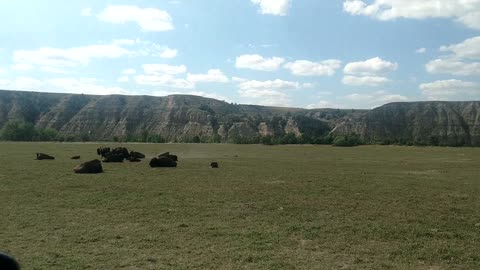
[343,0,480,29]
[344,57,398,76]
[343,57,397,86]
[142,64,187,75]
[283,60,342,76]
[344,91,408,107]
[237,78,312,107]
[420,79,480,100]
[0,77,128,95]
[426,36,480,76]
[251,0,290,16]
[159,47,178,58]
[306,101,342,109]
[235,54,285,71]
[342,75,391,86]
[13,44,131,71]
[135,74,194,89]
[416,48,427,54]
[238,79,305,91]
[187,69,229,83]
[122,68,137,75]
[97,5,174,32]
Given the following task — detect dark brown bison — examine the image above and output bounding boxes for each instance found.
[103,154,125,163]
[130,151,145,159]
[210,162,219,168]
[112,147,130,159]
[158,152,178,161]
[0,252,20,270]
[36,153,54,160]
[74,159,103,174]
[149,156,177,168]
[97,147,111,157]
[71,156,81,160]
[128,156,141,162]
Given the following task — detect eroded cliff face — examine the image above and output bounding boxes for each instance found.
[3,90,479,146]
[0,90,336,142]
[332,102,480,146]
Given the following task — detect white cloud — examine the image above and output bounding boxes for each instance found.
[118,76,129,83]
[232,77,247,82]
[134,74,194,89]
[343,0,480,30]
[416,48,427,54]
[306,101,342,109]
[0,76,128,95]
[159,47,178,58]
[0,68,6,74]
[81,8,92,17]
[251,0,290,16]
[235,54,285,71]
[47,78,128,95]
[13,43,131,71]
[122,68,137,75]
[344,57,398,76]
[439,36,480,59]
[426,58,480,76]
[342,75,391,86]
[426,36,480,76]
[343,57,397,87]
[344,91,408,107]
[142,64,187,75]
[237,78,311,107]
[187,69,229,83]
[0,77,43,90]
[97,5,174,32]
[239,88,291,106]
[420,79,480,100]
[11,63,34,71]
[238,79,303,91]
[284,60,342,76]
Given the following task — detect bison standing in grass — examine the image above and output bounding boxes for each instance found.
[74,159,103,174]
[36,153,55,160]
[149,156,177,168]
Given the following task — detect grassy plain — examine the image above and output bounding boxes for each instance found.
[0,143,479,269]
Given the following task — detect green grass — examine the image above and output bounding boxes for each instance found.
[1,143,479,269]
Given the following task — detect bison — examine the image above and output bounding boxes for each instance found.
[130,151,145,159]
[97,147,111,157]
[149,156,177,168]
[71,156,81,160]
[103,154,125,163]
[158,152,178,161]
[128,156,142,162]
[36,153,54,160]
[0,252,20,270]
[210,162,219,168]
[74,159,103,174]
[112,147,130,159]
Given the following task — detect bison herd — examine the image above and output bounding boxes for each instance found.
[35,147,219,174]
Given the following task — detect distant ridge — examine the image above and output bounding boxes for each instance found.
[0,89,479,146]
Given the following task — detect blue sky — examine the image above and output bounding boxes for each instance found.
[0,0,479,109]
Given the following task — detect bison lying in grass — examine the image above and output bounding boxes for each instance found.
[36,153,54,160]
[74,159,103,174]
[150,156,177,168]
[158,152,178,161]
[103,154,125,163]
[130,151,145,159]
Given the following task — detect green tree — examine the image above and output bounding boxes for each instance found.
[1,120,37,141]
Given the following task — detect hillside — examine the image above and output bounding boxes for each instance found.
[1,90,479,146]
[332,101,480,146]
[0,90,356,143]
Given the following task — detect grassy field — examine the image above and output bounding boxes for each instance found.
[0,143,479,269]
